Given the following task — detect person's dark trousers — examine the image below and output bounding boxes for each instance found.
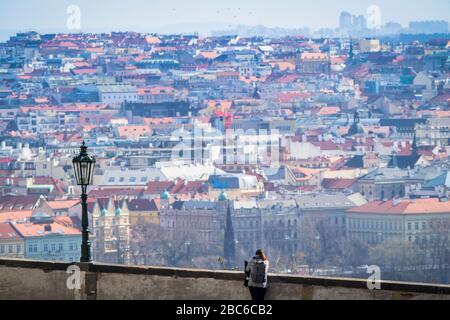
[249,287,266,302]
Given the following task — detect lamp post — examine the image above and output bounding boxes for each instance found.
[72,141,96,263]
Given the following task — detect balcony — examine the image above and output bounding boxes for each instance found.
[1,258,450,300]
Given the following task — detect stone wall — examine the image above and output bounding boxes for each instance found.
[1,258,450,300]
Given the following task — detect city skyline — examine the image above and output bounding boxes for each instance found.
[0,0,450,39]
[1,0,450,305]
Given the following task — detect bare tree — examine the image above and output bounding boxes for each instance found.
[418,218,450,284]
[366,218,450,284]
[130,222,224,268]
[368,241,420,282]
[298,216,324,273]
[334,237,369,272]
[130,223,165,266]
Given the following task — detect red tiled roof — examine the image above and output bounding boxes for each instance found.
[217,71,240,77]
[47,200,80,210]
[268,61,296,71]
[145,36,161,45]
[171,180,208,194]
[0,210,33,223]
[290,167,320,181]
[54,216,81,229]
[12,221,81,237]
[144,180,207,196]
[322,178,356,190]
[72,68,98,75]
[316,107,341,116]
[348,198,450,215]
[312,141,339,151]
[85,47,104,54]
[127,199,158,211]
[144,181,175,195]
[301,52,329,60]
[0,222,22,240]
[58,41,79,48]
[0,211,33,223]
[116,125,153,138]
[278,92,309,103]
[30,177,66,195]
[33,177,56,185]
[274,74,300,84]
[72,62,91,68]
[0,195,40,212]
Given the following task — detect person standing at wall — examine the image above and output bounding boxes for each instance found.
[245,249,269,302]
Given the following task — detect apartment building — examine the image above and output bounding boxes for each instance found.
[346,198,450,244]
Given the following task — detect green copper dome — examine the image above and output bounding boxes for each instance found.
[101,208,107,216]
[115,207,122,216]
[218,191,229,201]
[161,190,170,200]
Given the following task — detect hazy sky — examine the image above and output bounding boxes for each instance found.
[0,0,449,34]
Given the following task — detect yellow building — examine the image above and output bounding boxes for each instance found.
[91,198,131,265]
[127,199,160,226]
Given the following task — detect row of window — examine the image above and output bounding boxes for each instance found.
[349,219,403,231]
[360,189,405,198]
[265,231,299,241]
[350,232,402,239]
[407,221,428,231]
[102,228,128,238]
[237,232,259,242]
[108,176,148,183]
[28,242,79,253]
[41,256,78,262]
[349,220,446,231]
[235,220,260,229]
[0,243,22,254]
[166,220,218,229]
[264,219,298,228]
[103,95,137,100]
[354,232,392,243]
[94,218,129,226]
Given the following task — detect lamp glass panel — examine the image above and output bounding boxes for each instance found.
[73,161,81,185]
[88,161,95,184]
[81,162,89,185]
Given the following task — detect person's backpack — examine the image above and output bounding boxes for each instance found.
[251,259,267,284]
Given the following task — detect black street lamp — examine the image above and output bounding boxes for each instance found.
[73,141,96,263]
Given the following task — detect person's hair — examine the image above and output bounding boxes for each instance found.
[256,249,267,261]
